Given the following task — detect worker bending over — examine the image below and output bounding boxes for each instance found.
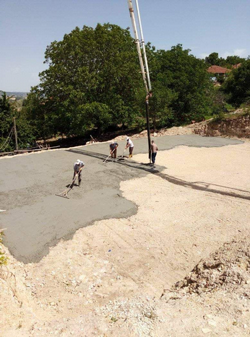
[73,159,85,186]
[110,141,119,158]
[125,137,134,158]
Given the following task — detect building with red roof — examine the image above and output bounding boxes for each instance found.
[232,63,242,69]
[207,65,231,74]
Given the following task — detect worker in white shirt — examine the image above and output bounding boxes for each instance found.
[125,137,134,158]
[73,159,85,186]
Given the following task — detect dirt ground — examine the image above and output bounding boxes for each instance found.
[0,134,240,263]
[1,139,250,336]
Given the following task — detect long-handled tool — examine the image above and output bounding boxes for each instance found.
[56,173,78,199]
[103,148,116,163]
[117,148,127,161]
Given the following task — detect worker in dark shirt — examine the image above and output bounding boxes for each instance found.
[109,141,119,159]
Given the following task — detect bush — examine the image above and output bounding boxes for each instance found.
[222,59,250,107]
[0,231,7,266]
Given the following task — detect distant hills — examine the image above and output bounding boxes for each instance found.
[6,92,28,98]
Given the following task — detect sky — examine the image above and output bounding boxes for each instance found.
[1,0,249,92]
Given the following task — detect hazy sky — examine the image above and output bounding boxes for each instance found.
[1,0,249,92]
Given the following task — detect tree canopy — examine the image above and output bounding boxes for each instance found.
[23,24,216,140]
[222,59,250,106]
[0,92,35,151]
[205,52,245,68]
[148,44,213,127]
[0,92,13,151]
[6,23,249,150]
[25,23,144,138]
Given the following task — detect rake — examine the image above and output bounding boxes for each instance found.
[56,173,78,199]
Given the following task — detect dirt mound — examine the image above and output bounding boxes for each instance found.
[174,237,250,295]
[114,125,194,141]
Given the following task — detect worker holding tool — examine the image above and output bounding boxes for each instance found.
[151,140,158,165]
[125,137,134,158]
[73,159,85,186]
[109,141,119,159]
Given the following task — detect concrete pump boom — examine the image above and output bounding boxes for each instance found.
[127,0,149,93]
[134,0,152,92]
[127,0,152,162]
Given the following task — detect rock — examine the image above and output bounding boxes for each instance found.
[202,328,212,334]
[208,320,217,327]
[79,275,86,281]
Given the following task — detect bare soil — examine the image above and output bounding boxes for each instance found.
[1,136,250,336]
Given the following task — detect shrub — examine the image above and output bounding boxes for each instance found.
[0,231,7,266]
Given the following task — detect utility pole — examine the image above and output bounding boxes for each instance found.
[127,0,152,162]
[13,117,18,151]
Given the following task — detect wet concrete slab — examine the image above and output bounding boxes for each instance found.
[0,135,243,263]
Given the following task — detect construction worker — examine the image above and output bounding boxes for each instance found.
[125,137,134,158]
[109,141,119,158]
[151,140,158,165]
[73,159,85,186]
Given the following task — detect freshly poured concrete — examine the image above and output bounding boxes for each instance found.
[0,135,242,263]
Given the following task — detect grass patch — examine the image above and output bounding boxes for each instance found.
[0,231,8,266]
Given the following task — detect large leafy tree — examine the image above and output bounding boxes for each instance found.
[0,92,35,151]
[222,59,250,106]
[205,52,245,68]
[0,91,14,150]
[28,23,144,137]
[205,52,222,66]
[23,88,55,140]
[225,55,245,67]
[148,45,213,126]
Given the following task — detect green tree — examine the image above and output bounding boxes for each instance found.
[204,53,245,68]
[0,91,35,151]
[205,52,222,66]
[71,102,112,135]
[149,45,213,126]
[30,23,144,137]
[23,88,56,140]
[222,60,250,106]
[225,55,245,67]
[0,91,14,151]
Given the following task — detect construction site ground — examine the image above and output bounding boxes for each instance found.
[0,132,250,336]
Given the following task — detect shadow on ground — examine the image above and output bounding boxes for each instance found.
[69,148,250,202]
